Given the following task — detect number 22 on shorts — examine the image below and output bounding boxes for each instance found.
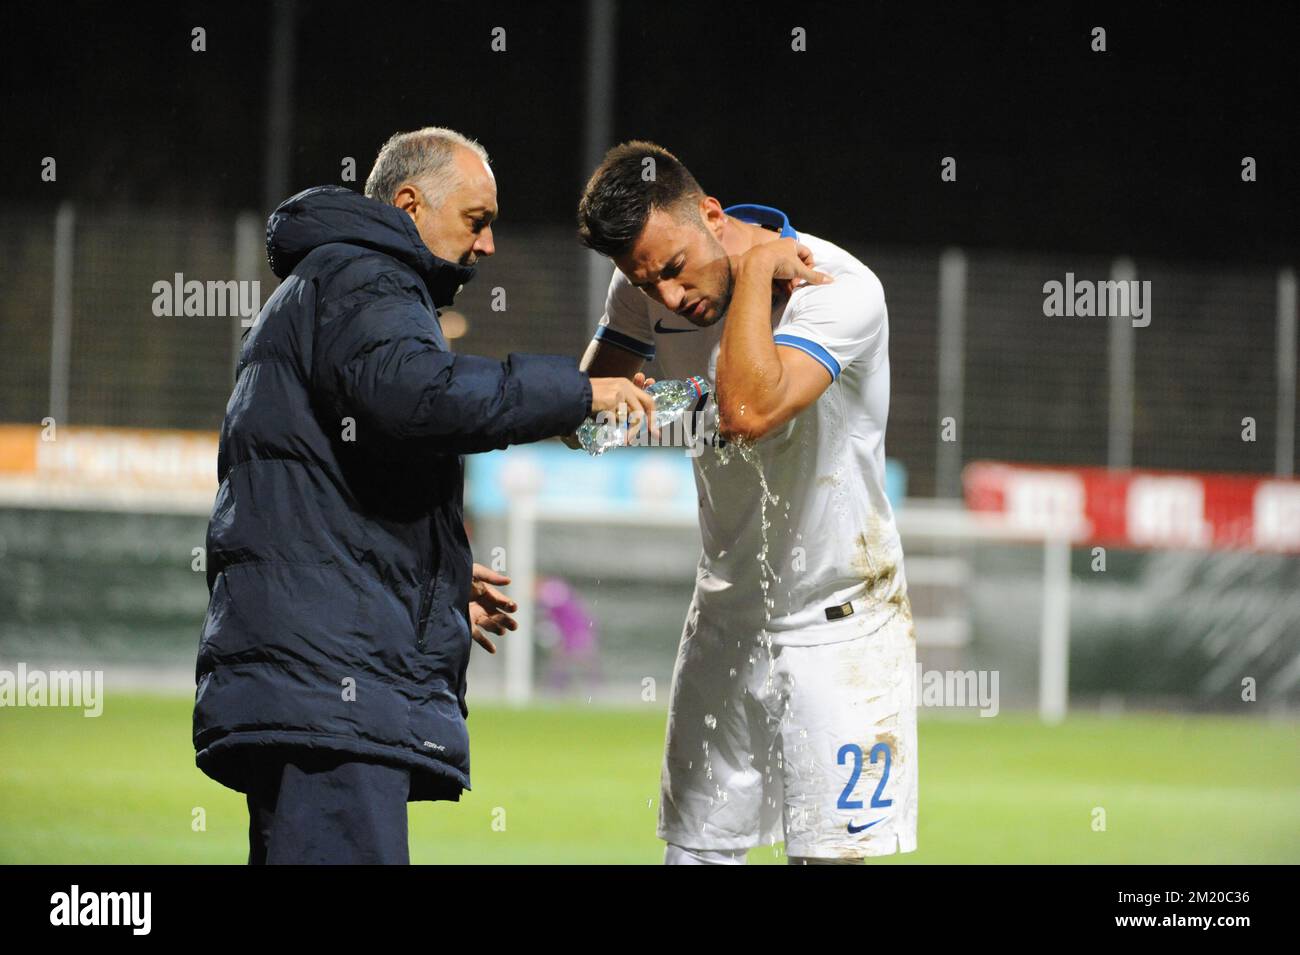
[837,741,892,833]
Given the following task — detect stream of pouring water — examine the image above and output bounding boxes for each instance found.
[708,422,800,828]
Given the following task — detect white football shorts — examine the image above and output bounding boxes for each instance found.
[656,595,918,860]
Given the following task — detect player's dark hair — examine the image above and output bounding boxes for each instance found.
[577,141,706,258]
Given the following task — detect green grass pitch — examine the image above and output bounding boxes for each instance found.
[1,694,1296,864]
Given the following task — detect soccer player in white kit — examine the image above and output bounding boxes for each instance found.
[574,142,917,864]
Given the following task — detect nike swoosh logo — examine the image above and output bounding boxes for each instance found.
[654,318,701,334]
[847,818,884,833]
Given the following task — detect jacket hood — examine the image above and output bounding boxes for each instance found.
[266,185,477,308]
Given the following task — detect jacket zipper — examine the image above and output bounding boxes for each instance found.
[416,513,438,650]
[416,576,433,649]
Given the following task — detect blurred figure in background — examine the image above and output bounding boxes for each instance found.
[536,576,602,694]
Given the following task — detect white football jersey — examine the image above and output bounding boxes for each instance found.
[592,215,907,644]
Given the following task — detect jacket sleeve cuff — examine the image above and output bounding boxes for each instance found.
[505,353,593,438]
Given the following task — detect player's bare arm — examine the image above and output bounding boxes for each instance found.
[582,343,656,402]
[715,238,833,442]
[579,337,644,379]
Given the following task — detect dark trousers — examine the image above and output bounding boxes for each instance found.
[245,750,412,864]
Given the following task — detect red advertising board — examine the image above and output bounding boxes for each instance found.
[964,462,1300,553]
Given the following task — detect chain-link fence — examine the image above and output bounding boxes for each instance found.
[1,204,1294,492]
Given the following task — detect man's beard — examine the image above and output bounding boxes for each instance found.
[691,242,735,327]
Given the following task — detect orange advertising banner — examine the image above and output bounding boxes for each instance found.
[0,425,219,512]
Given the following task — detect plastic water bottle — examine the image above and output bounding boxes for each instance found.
[576,376,710,456]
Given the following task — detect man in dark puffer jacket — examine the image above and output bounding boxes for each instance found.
[193,128,653,864]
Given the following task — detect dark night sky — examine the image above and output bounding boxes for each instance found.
[3,0,1296,265]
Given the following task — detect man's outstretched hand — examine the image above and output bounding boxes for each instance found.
[468,563,518,654]
[561,372,657,449]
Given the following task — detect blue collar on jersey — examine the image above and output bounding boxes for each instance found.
[723,204,797,239]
